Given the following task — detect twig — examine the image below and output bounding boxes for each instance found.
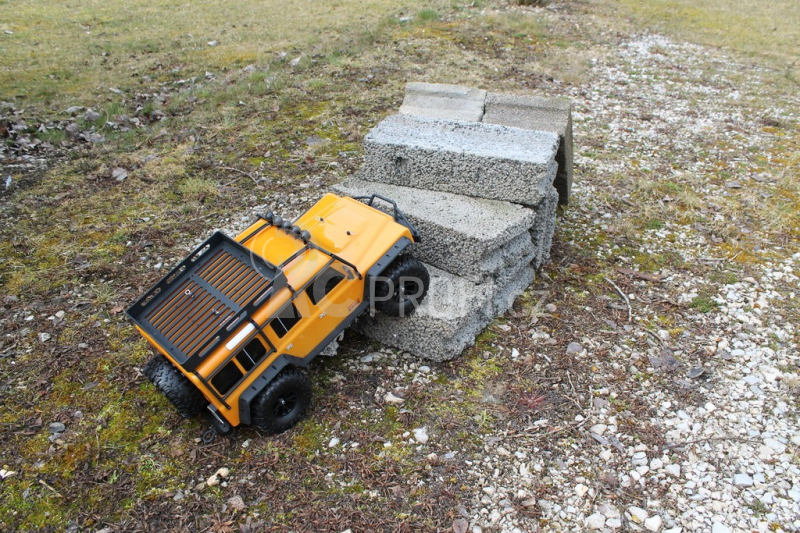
[38,479,62,497]
[605,277,632,322]
[218,165,259,187]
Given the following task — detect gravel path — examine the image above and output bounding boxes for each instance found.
[455,30,800,533]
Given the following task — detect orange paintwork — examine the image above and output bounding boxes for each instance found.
[140,194,414,427]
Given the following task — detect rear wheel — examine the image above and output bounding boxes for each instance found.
[373,255,430,317]
[143,355,207,418]
[251,367,311,434]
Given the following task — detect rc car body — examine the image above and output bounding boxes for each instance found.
[127,193,428,434]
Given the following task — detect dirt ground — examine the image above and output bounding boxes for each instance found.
[1,0,798,531]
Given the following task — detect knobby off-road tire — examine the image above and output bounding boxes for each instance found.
[373,255,430,317]
[143,355,207,418]
[251,366,312,434]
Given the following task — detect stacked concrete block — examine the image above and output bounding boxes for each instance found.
[352,263,534,363]
[360,114,559,207]
[332,178,536,283]
[483,93,574,206]
[399,82,486,122]
[339,83,573,361]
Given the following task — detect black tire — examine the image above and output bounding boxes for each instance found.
[143,355,207,418]
[251,366,311,434]
[372,255,430,317]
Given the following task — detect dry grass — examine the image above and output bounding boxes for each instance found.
[615,0,800,76]
[0,0,449,109]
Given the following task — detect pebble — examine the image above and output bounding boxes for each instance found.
[644,515,663,532]
[413,427,429,444]
[328,437,340,448]
[628,506,648,524]
[711,523,732,533]
[566,342,584,354]
[586,513,605,530]
[733,473,753,487]
[384,392,405,405]
[38,332,51,343]
[227,495,246,511]
[48,422,65,434]
[545,303,557,313]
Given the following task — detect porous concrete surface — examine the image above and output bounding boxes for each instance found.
[354,262,534,362]
[399,82,487,122]
[360,114,559,206]
[483,92,574,206]
[529,185,559,269]
[332,178,536,282]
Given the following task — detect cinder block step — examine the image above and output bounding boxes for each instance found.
[353,263,534,362]
[360,114,559,207]
[399,82,486,122]
[332,178,536,282]
[530,186,559,269]
[483,93,574,206]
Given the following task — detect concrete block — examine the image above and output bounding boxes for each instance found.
[530,186,559,269]
[353,263,534,362]
[483,93,574,206]
[332,178,536,282]
[360,114,559,206]
[399,82,486,122]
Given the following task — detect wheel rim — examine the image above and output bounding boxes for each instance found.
[394,280,420,300]
[273,391,298,418]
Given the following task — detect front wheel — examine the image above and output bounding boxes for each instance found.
[250,367,312,434]
[372,255,430,317]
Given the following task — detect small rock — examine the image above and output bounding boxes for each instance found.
[644,515,663,532]
[590,424,608,435]
[38,332,51,343]
[111,167,128,182]
[48,422,65,434]
[664,464,680,477]
[545,303,557,313]
[733,473,753,487]
[649,458,664,470]
[575,484,589,498]
[586,513,605,530]
[452,518,468,533]
[567,342,584,354]
[207,40,219,46]
[419,365,431,373]
[725,180,742,189]
[628,506,648,524]
[226,495,246,511]
[632,451,648,466]
[83,109,101,122]
[328,437,340,448]
[215,467,229,478]
[711,523,732,533]
[511,348,519,358]
[65,106,84,115]
[763,437,786,454]
[413,427,429,444]
[384,392,405,405]
[206,474,219,486]
[687,367,706,379]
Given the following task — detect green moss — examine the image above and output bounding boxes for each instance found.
[690,296,719,313]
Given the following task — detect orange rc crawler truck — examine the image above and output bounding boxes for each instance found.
[127,193,429,435]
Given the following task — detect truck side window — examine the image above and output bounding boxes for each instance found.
[211,361,243,395]
[306,268,345,305]
[235,338,267,371]
[269,302,302,338]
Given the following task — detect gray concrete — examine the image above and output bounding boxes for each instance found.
[399,82,486,123]
[483,93,574,206]
[332,178,536,282]
[360,114,559,207]
[353,262,534,362]
[530,186,559,269]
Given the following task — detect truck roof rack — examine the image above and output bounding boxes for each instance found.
[127,232,286,371]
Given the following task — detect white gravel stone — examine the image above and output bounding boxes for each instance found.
[585,513,605,530]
